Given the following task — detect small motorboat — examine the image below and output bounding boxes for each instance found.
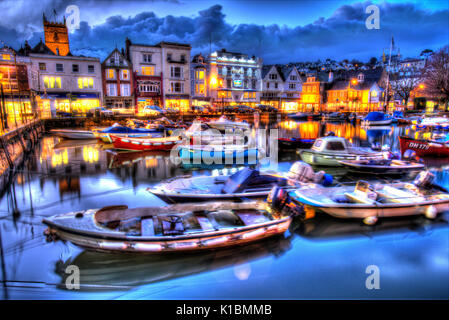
[50,129,95,140]
[299,136,384,166]
[43,191,299,253]
[399,134,449,157]
[416,116,449,130]
[148,163,332,203]
[110,135,182,151]
[322,112,347,122]
[337,159,425,175]
[93,124,163,143]
[362,112,393,126]
[290,171,449,225]
[278,137,315,150]
[286,112,317,121]
[207,115,250,131]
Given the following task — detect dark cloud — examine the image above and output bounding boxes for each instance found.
[3,2,449,63]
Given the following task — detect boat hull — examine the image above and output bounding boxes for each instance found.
[178,146,259,165]
[399,136,449,157]
[111,136,181,151]
[50,129,95,140]
[300,150,383,166]
[362,119,393,126]
[337,160,425,175]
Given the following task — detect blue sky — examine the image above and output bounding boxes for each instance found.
[1,0,448,63]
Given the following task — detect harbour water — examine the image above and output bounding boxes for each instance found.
[0,119,448,299]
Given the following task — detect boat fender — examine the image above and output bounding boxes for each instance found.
[363,216,378,225]
[320,173,333,187]
[425,205,438,219]
[413,171,435,188]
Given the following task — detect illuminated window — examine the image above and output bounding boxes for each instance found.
[78,77,94,89]
[142,66,154,75]
[2,54,11,60]
[195,70,204,80]
[121,70,129,80]
[170,82,183,93]
[107,69,115,79]
[195,84,205,95]
[43,76,61,89]
[39,63,46,71]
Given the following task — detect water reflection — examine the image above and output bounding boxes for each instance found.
[0,119,448,299]
[54,235,292,292]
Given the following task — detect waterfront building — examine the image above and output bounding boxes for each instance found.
[190,54,210,107]
[298,72,328,113]
[280,66,302,112]
[208,49,262,108]
[325,68,385,113]
[102,48,134,112]
[126,39,191,112]
[19,16,102,117]
[0,46,35,128]
[261,65,284,110]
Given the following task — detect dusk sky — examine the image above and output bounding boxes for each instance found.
[1,0,448,63]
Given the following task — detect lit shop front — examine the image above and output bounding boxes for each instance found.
[3,97,34,126]
[164,95,190,112]
[37,93,101,117]
[281,101,299,113]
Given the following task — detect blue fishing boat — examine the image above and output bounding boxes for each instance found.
[93,124,163,143]
[362,112,393,126]
[178,144,260,166]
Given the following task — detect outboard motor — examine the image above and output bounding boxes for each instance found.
[371,141,381,151]
[413,171,435,189]
[287,161,333,186]
[267,186,304,218]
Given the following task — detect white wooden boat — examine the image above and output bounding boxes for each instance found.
[300,136,384,166]
[207,115,250,131]
[43,200,294,253]
[290,172,449,225]
[148,164,330,203]
[338,159,425,175]
[50,129,96,140]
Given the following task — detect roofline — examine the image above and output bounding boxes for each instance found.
[29,53,100,61]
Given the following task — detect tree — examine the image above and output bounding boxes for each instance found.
[369,57,378,66]
[420,49,434,62]
[390,70,422,107]
[422,46,449,110]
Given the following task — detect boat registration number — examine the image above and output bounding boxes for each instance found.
[408,142,430,150]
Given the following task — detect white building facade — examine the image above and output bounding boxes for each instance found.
[29,53,102,117]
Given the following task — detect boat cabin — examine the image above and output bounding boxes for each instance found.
[311,136,351,154]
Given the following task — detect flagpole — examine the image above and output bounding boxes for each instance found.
[384,37,393,112]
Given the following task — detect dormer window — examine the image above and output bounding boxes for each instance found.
[357,73,364,82]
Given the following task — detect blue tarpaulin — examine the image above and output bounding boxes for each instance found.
[364,112,388,121]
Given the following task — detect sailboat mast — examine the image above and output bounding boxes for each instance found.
[384,37,393,111]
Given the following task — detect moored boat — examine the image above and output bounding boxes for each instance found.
[299,136,384,166]
[337,159,425,175]
[43,197,296,253]
[278,137,315,150]
[289,171,449,225]
[399,135,449,157]
[110,135,182,151]
[207,115,250,131]
[50,129,96,140]
[362,112,393,126]
[93,124,163,143]
[148,163,332,203]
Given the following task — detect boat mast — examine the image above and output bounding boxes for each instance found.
[384,36,393,112]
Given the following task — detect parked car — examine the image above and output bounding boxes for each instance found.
[142,105,167,116]
[87,107,114,117]
[257,104,278,113]
[235,105,255,113]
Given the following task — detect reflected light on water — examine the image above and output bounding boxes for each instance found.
[83,146,99,163]
[234,263,251,281]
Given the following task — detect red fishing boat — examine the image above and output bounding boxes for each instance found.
[110,135,182,151]
[399,135,449,157]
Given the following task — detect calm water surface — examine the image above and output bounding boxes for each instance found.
[1,119,448,299]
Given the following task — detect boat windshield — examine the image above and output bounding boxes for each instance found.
[325,141,346,151]
[222,168,259,194]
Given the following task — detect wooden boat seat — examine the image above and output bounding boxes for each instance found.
[141,217,155,236]
[377,186,425,204]
[236,212,271,225]
[344,191,377,204]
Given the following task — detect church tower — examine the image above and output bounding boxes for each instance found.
[43,13,70,56]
